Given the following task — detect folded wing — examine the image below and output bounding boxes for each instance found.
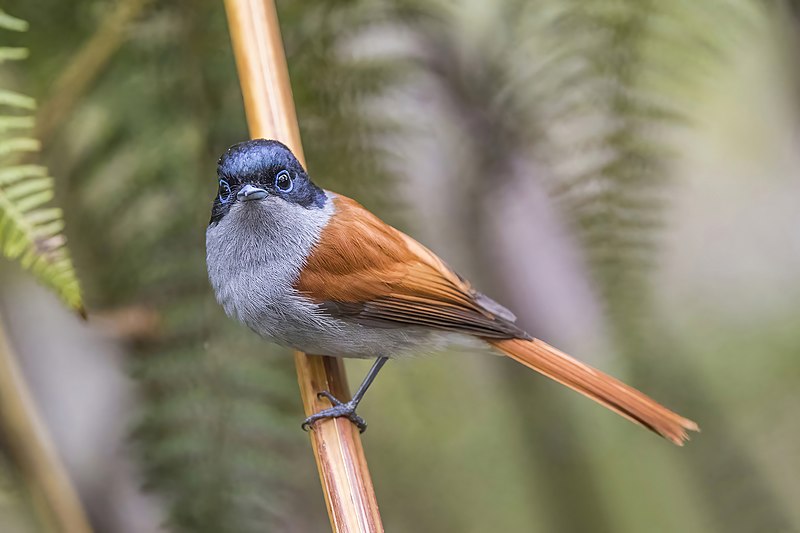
[294,195,525,338]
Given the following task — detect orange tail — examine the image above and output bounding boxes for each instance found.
[489,338,699,445]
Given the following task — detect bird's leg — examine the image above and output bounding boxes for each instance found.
[301,357,389,433]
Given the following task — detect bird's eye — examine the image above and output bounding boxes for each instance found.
[275,170,293,193]
[218,179,232,204]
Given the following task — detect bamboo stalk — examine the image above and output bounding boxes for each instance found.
[0,317,93,533]
[222,1,384,531]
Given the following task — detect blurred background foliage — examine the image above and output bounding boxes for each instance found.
[0,0,798,532]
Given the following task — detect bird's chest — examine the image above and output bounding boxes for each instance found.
[205,199,332,341]
[217,253,295,313]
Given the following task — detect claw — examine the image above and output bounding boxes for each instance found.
[317,390,343,406]
[302,394,368,433]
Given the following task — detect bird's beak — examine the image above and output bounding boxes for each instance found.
[237,184,268,201]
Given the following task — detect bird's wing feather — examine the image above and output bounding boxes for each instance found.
[294,195,526,339]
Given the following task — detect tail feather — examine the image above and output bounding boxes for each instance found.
[489,338,699,445]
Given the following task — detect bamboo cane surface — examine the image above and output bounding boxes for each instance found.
[222,1,384,531]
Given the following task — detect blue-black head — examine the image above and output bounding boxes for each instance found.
[210,139,326,225]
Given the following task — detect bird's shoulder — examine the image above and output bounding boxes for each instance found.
[296,194,462,298]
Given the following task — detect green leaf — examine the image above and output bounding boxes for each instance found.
[0,10,28,32]
[0,11,82,313]
[0,90,36,110]
[0,47,29,62]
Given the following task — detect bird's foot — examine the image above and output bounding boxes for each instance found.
[301,391,368,433]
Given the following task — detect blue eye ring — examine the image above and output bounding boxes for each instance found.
[218,179,232,204]
[275,170,293,193]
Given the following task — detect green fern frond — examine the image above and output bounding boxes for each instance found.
[0,10,82,313]
[546,0,740,323]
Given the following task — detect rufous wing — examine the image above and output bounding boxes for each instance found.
[294,195,524,338]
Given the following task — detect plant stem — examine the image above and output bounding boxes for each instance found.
[222,1,384,530]
[0,316,93,533]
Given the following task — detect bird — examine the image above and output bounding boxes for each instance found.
[206,139,699,445]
